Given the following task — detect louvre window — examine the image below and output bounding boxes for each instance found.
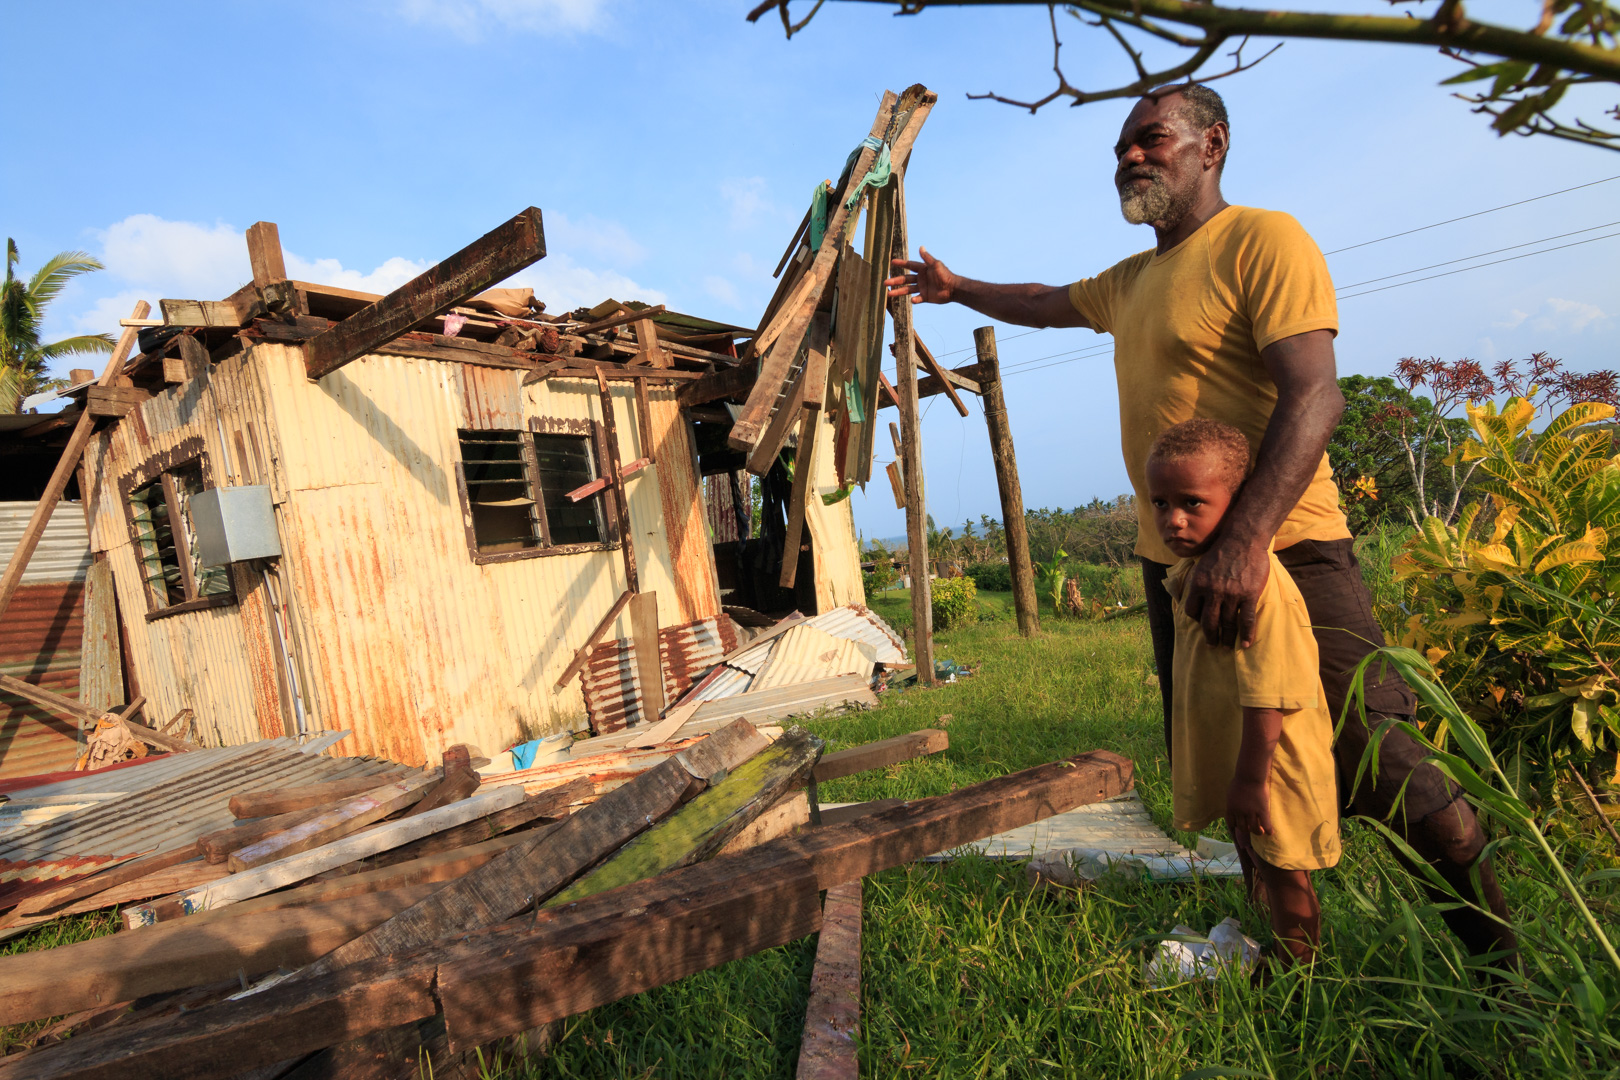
[457,428,607,558]
[128,458,235,615]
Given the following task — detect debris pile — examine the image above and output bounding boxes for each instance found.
[0,703,1137,1079]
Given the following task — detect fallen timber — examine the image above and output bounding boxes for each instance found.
[1,750,1132,1080]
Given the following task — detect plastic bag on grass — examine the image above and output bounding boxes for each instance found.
[1145,917,1261,986]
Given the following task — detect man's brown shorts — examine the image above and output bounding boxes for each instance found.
[1142,537,1459,824]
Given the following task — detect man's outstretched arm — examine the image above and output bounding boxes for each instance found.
[885,247,1091,329]
[1183,329,1344,648]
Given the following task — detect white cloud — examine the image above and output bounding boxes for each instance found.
[1493,308,1529,330]
[546,212,646,266]
[1543,297,1611,333]
[703,275,742,309]
[502,253,665,315]
[284,254,428,296]
[720,177,777,231]
[58,212,655,342]
[392,0,607,40]
[96,214,246,298]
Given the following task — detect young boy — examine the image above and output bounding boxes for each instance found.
[1146,418,1341,963]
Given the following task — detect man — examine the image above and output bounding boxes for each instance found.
[885,84,1514,961]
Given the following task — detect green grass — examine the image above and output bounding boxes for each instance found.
[521,615,1620,1080]
[9,610,1616,1077]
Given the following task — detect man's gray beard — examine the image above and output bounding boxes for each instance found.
[1118,175,1195,226]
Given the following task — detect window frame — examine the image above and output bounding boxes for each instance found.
[453,417,621,566]
[118,437,239,621]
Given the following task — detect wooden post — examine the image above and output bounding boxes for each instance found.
[889,179,933,685]
[596,369,639,594]
[0,302,148,623]
[245,222,288,287]
[628,590,665,721]
[975,327,1038,637]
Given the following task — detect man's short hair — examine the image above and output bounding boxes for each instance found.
[1147,418,1251,494]
[1151,83,1230,169]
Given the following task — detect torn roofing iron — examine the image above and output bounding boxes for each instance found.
[668,604,905,709]
[803,603,905,664]
[0,734,402,908]
[582,615,736,736]
[751,624,876,691]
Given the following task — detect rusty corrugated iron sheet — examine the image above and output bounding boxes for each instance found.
[0,581,88,781]
[456,364,525,430]
[582,615,737,735]
[0,737,402,908]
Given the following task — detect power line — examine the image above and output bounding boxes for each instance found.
[1321,174,1620,256]
[1334,221,1620,292]
[1338,230,1620,300]
[931,324,1047,360]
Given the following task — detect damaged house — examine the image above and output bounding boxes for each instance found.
[10,211,867,769]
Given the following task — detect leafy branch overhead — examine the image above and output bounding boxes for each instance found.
[746,0,1620,151]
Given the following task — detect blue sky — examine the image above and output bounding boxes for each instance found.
[6,0,1616,541]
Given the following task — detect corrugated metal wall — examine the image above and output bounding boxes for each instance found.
[0,501,92,779]
[80,352,291,749]
[252,345,723,765]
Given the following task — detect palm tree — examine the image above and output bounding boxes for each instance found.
[1,239,115,412]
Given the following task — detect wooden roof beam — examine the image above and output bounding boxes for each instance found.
[303,208,547,381]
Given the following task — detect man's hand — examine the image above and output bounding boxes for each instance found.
[1182,535,1269,648]
[885,246,956,305]
[1227,775,1274,842]
[879,248,1091,329]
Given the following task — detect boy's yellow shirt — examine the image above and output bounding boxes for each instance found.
[1067,206,1350,566]
[1164,551,1341,871]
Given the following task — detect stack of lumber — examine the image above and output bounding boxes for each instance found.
[0,711,1134,1080]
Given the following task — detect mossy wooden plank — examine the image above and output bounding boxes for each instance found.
[545,729,822,908]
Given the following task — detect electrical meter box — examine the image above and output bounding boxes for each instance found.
[190,486,281,567]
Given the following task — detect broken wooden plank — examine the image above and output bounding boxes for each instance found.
[553,589,633,691]
[226,772,442,872]
[12,842,203,918]
[228,773,412,820]
[367,778,588,868]
[628,590,665,720]
[295,719,771,981]
[202,803,349,865]
[1,752,1132,1080]
[626,698,698,749]
[304,208,546,380]
[563,456,650,503]
[127,787,526,923]
[911,334,968,417]
[728,92,899,454]
[158,299,242,329]
[677,357,756,407]
[795,879,863,1080]
[818,800,906,827]
[596,367,639,594]
[401,745,479,819]
[0,676,191,754]
[85,385,146,419]
[544,728,822,908]
[161,335,209,385]
[718,790,811,855]
[0,304,147,623]
[572,304,666,337]
[0,885,446,1029]
[251,722,776,1080]
[813,729,947,784]
[885,460,906,509]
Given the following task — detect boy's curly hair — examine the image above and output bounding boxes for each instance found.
[1147,418,1252,494]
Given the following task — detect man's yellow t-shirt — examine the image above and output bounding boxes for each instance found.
[1165,552,1341,871]
[1068,205,1350,565]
